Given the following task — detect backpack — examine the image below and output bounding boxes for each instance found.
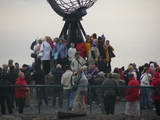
[71,74,81,91]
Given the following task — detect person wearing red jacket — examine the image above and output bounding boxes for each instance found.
[125,74,140,118]
[76,42,87,58]
[15,71,28,114]
[151,72,160,116]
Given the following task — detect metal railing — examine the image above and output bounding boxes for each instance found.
[0,85,156,115]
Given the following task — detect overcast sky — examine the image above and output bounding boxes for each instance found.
[0,0,160,69]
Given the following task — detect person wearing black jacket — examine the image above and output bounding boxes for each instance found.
[102,73,119,115]
[0,68,13,115]
[32,63,48,106]
[96,56,107,73]
[51,64,64,108]
[8,66,18,109]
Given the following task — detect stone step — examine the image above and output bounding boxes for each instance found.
[56,111,86,119]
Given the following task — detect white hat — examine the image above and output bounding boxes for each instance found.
[56,64,62,68]
[97,71,105,76]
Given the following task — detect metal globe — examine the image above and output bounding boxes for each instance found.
[47,0,97,43]
[47,0,97,17]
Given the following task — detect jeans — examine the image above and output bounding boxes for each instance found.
[63,89,75,110]
[140,87,151,109]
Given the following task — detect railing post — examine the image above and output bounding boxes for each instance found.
[89,86,92,114]
[38,86,41,114]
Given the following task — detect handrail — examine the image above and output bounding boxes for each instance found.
[0,84,156,88]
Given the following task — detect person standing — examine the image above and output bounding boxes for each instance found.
[85,35,91,57]
[51,64,64,108]
[72,66,88,112]
[8,66,17,109]
[40,36,52,75]
[104,40,115,73]
[34,39,43,67]
[97,36,105,59]
[102,73,119,115]
[70,52,86,73]
[87,64,99,103]
[14,62,20,75]
[125,74,140,118]
[52,38,68,68]
[0,67,13,115]
[94,72,105,107]
[61,65,74,110]
[68,42,77,64]
[87,42,100,68]
[96,56,107,73]
[15,72,29,114]
[32,63,48,106]
[140,68,152,109]
[91,33,98,45]
[151,72,160,117]
[75,42,87,59]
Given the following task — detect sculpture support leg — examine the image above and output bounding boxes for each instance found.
[59,19,86,43]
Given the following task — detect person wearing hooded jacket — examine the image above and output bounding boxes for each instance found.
[15,72,28,114]
[124,74,140,118]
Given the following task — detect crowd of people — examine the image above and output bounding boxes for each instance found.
[0,33,160,119]
[30,33,115,74]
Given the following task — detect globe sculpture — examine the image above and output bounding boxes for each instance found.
[47,0,97,43]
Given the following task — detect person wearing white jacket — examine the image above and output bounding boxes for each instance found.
[140,68,152,109]
[40,37,52,74]
[70,52,86,73]
[68,43,77,62]
[61,66,74,110]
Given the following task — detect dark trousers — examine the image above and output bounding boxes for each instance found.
[37,87,48,106]
[52,87,63,107]
[35,58,41,69]
[106,60,111,73]
[154,101,160,116]
[103,95,116,115]
[10,88,15,108]
[88,87,97,103]
[0,96,13,115]
[16,98,25,113]
[42,60,50,74]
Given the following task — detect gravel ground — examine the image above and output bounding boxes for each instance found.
[0,101,160,120]
[0,112,160,120]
